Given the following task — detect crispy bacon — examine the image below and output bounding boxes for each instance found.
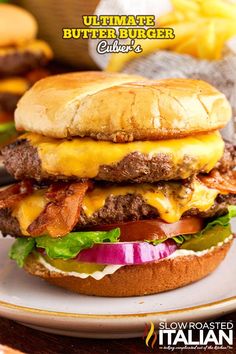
[0,180,33,209]
[199,169,236,194]
[27,181,91,237]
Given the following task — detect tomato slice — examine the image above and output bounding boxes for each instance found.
[88,217,204,242]
[0,112,14,123]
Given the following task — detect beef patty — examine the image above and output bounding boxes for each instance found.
[2,140,235,183]
[0,92,21,113]
[0,50,49,76]
[0,193,235,238]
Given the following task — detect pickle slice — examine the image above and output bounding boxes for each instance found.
[43,255,105,274]
[180,224,231,252]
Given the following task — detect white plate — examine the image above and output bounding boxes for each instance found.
[0,234,235,338]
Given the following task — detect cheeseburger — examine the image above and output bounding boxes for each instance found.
[0,72,235,297]
[0,4,52,146]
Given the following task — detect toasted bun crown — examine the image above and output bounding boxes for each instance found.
[15,72,232,142]
[0,4,37,47]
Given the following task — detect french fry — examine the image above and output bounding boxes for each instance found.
[157,11,185,26]
[200,0,236,20]
[214,18,236,58]
[172,0,201,13]
[106,22,200,72]
[197,21,217,59]
[174,36,198,57]
[183,10,202,21]
[214,31,225,59]
[213,18,236,39]
[107,0,236,72]
[158,9,200,26]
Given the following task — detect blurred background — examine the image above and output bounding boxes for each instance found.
[0,0,235,183]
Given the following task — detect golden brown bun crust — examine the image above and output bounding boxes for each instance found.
[15,72,231,142]
[0,4,37,47]
[24,240,232,297]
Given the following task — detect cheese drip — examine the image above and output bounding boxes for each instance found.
[12,189,47,235]
[82,180,219,223]
[13,179,219,234]
[25,131,224,179]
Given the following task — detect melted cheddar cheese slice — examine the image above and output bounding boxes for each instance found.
[13,179,219,234]
[12,189,47,235]
[0,39,53,59]
[25,131,224,179]
[82,180,219,223]
[0,77,29,94]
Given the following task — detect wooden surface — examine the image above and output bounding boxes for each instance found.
[0,312,235,354]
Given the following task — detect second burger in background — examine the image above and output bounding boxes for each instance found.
[1,72,236,297]
[0,3,53,147]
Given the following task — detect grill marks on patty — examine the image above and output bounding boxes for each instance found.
[2,139,235,183]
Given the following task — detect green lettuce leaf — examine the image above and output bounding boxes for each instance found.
[0,122,15,133]
[9,237,35,268]
[0,122,17,145]
[9,228,120,266]
[35,228,120,260]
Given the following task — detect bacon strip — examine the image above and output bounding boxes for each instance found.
[0,180,33,209]
[199,169,236,194]
[27,181,91,237]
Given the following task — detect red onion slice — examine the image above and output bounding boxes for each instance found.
[76,239,178,265]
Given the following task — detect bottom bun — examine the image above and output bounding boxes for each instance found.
[24,240,232,297]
